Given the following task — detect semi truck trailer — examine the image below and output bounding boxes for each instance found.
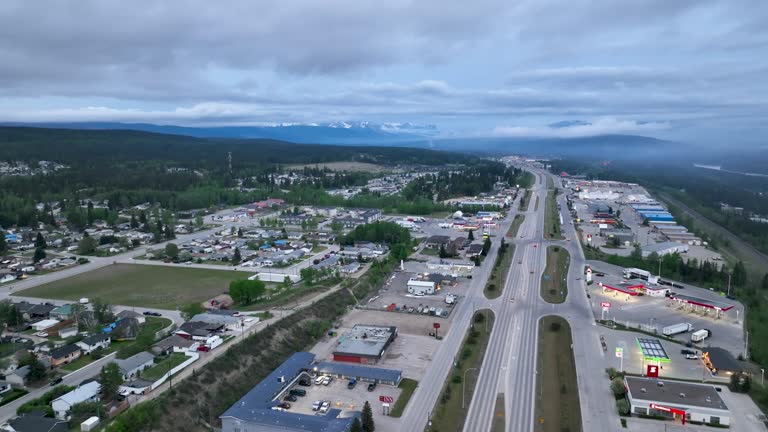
[691,329,711,343]
[662,322,693,336]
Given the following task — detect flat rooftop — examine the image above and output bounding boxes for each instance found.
[636,338,670,362]
[625,376,728,411]
[599,283,638,296]
[334,325,396,358]
[669,294,734,311]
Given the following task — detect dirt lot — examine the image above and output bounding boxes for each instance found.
[312,308,445,380]
[365,271,462,319]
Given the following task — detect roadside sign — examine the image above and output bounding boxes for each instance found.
[433,323,441,329]
[379,395,394,403]
[647,364,659,378]
[601,302,611,308]
[615,348,623,358]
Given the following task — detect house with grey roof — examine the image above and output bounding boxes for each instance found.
[113,351,155,380]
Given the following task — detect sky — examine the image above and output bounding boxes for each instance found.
[0,0,766,143]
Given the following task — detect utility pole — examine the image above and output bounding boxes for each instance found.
[727,273,732,297]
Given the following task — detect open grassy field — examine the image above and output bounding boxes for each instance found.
[485,243,514,299]
[285,161,385,172]
[534,316,581,432]
[506,214,525,238]
[429,310,495,431]
[520,190,532,212]
[17,264,251,309]
[544,189,564,240]
[541,246,570,303]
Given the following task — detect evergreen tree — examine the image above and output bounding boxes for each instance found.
[762,273,768,290]
[25,354,47,383]
[361,401,375,432]
[0,230,6,254]
[99,363,124,400]
[139,210,148,226]
[232,247,242,264]
[35,232,47,249]
[33,247,46,263]
[481,237,492,256]
[237,227,244,238]
[130,214,139,229]
[350,418,363,432]
[468,230,475,241]
[164,224,175,240]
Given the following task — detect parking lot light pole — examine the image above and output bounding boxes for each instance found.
[761,368,765,386]
[462,367,479,408]
[727,273,732,297]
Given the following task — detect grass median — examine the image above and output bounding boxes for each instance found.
[534,316,581,432]
[429,310,495,432]
[507,214,525,238]
[541,246,569,303]
[484,240,514,299]
[389,378,418,417]
[544,189,564,240]
[520,190,532,212]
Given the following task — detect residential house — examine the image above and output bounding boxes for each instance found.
[51,381,100,419]
[0,381,12,395]
[425,235,451,249]
[340,262,361,274]
[151,335,196,356]
[113,352,155,381]
[57,326,78,339]
[176,321,224,340]
[105,317,140,340]
[49,304,75,321]
[14,302,56,320]
[190,313,242,331]
[4,366,29,386]
[45,345,81,368]
[4,411,68,432]
[76,334,111,355]
[466,243,484,257]
[116,310,146,325]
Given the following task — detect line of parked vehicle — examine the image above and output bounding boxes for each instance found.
[272,374,378,413]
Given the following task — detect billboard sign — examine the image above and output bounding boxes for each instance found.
[615,348,623,358]
[601,302,611,308]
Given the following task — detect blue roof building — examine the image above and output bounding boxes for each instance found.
[220,352,359,432]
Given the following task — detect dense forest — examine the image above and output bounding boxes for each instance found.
[0,126,480,227]
[401,162,529,201]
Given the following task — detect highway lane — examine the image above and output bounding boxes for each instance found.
[399,193,523,432]
[464,169,547,432]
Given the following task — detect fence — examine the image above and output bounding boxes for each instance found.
[149,352,200,391]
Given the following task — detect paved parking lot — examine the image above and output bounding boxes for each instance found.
[586,262,745,355]
[366,271,462,318]
[312,308,444,380]
[286,377,401,421]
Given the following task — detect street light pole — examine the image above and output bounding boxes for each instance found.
[761,368,765,386]
[727,273,732,297]
[462,367,479,408]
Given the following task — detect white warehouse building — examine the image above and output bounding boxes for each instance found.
[407,279,436,295]
[641,241,690,258]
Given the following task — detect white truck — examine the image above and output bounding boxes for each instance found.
[622,267,659,284]
[662,322,693,336]
[691,329,711,343]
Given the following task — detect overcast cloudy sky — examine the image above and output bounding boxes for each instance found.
[1,0,766,143]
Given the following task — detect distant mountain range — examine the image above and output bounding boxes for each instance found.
[0,121,439,145]
[0,121,688,160]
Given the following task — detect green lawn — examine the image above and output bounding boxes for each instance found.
[541,246,570,303]
[429,310,495,431]
[16,264,252,309]
[140,353,188,381]
[389,378,419,418]
[419,247,440,256]
[59,345,120,372]
[311,245,328,253]
[0,388,28,407]
[0,341,33,357]
[116,317,173,359]
[534,316,581,432]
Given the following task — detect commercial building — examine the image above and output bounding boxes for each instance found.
[313,361,402,386]
[641,242,689,258]
[407,278,436,295]
[625,376,730,426]
[333,325,397,364]
[220,352,362,432]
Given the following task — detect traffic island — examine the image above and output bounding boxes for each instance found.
[484,240,514,299]
[541,246,570,303]
[506,214,525,238]
[534,316,582,432]
[428,310,495,431]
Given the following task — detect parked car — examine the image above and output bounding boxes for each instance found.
[685,354,699,360]
[278,402,291,409]
[289,389,306,397]
[284,395,297,402]
[35,332,48,338]
[680,349,696,355]
[49,377,63,386]
[142,311,162,317]
[320,401,331,413]
[312,400,322,411]
[322,376,332,386]
[298,378,311,386]
[367,382,377,392]
[314,375,325,385]
[347,379,357,389]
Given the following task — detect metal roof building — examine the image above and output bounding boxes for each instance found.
[220,352,405,431]
[332,325,397,364]
[625,376,730,426]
